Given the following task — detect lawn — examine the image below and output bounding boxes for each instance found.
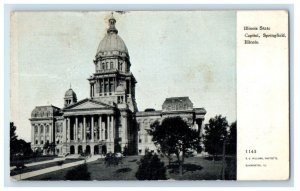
[26,155,236,181]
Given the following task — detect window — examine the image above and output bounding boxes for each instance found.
[41,140,44,145]
[34,126,38,133]
[35,140,38,144]
[100,83,103,93]
[40,126,44,133]
[139,149,142,154]
[110,62,113,69]
[46,126,49,133]
[120,62,123,71]
[139,139,142,143]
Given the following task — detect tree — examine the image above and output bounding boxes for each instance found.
[135,152,167,180]
[104,152,123,167]
[149,116,201,176]
[10,122,18,158]
[10,122,33,160]
[203,115,229,160]
[226,121,237,155]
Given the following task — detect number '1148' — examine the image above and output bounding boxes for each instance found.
[246,149,256,153]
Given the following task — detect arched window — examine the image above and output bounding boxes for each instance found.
[102,62,105,70]
[110,62,113,69]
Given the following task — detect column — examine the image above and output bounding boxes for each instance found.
[129,80,131,94]
[93,83,95,97]
[107,115,110,141]
[63,118,67,143]
[90,84,92,97]
[67,118,70,143]
[43,125,46,144]
[114,77,116,91]
[108,77,110,94]
[91,116,94,142]
[123,115,128,143]
[31,125,34,145]
[37,124,41,144]
[73,124,75,141]
[98,115,102,141]
[111,116,115,140]
[92,84,94,97]
[83,116,86,142]
[50,123,53,143]
[75,117,78,142]
[102,118,105,140]
[102,78,105,94]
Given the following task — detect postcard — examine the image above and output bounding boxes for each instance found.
[9,10,289,181]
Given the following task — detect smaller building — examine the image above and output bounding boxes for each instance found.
[136,97,206,155]
[30,105,63,154]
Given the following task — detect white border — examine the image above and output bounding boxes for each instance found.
[1,1,298,190]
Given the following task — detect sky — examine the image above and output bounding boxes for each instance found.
[10,11,236,142]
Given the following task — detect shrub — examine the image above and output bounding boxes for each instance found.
[104,152,123,167]
[135,153,167,180]
[64,163,90,180]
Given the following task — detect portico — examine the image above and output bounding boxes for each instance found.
[62,98,118,154]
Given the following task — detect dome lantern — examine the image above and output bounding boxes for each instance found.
[107,13,118,34]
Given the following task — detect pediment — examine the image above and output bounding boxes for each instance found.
[65,99,112,110]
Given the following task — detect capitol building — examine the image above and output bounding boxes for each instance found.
[29,15,206,156]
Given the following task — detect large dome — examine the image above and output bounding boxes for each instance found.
[96,33,128,55]
[96,15,129,57]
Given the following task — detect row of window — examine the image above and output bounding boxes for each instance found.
[35,138,49,145]
[97,61,125,71]
[32,111,52,118]
[34,126,50,133]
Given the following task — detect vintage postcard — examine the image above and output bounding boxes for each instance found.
[9,11,289,181]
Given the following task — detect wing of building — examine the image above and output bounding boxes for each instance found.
[29,15,206,156]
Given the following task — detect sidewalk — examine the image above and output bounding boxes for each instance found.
[10,157,65,170]
[10,155,102,181]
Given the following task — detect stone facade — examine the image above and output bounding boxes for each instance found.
[29,15,206,156]
[136,97,206,155]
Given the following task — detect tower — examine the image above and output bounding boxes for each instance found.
[64,88,77,107]
[87,14,138,153]
[88,14,138,113]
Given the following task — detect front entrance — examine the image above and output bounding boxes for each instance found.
[86,145,91,155]
[78,145,83,154]
[94,145,99,155]
[102,145,107,155]
[70,145,75,154]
